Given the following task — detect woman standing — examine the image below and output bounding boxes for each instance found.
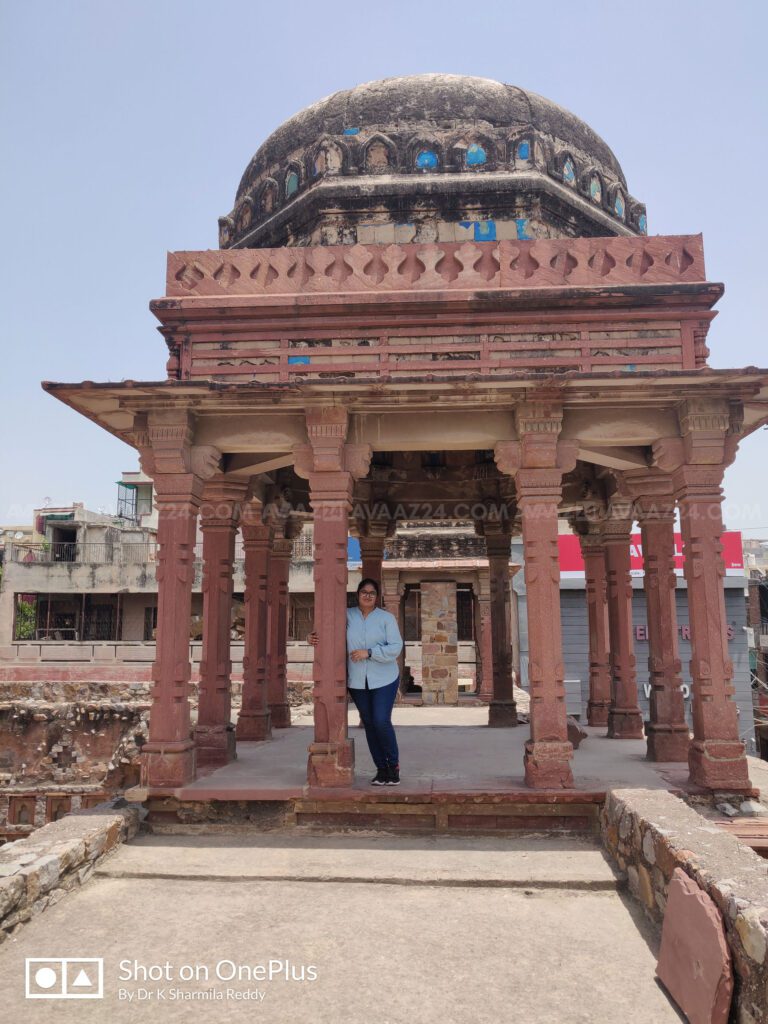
[308,578,403,785]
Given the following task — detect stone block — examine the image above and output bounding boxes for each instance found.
[657,868,733,1024]
[642,830,657,865]
[638,863,655,910]
[655,837,677,878]
[0,875,24,918]
[20,855,60,903]
[734,908,768,965]
[48,840,86,872]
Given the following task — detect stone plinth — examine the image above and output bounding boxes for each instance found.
[420,582,458,705]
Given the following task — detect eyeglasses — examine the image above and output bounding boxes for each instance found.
[359,590,377,597]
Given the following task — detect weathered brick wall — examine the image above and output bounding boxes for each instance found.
[601,788,768,1024]
[420,582,458,705]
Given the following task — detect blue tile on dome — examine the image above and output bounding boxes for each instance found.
[466,143,487,166]
[416,149,439,169]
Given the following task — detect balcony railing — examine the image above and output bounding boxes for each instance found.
[8,542,158,565]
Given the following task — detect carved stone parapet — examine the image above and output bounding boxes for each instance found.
[165,236,708,301]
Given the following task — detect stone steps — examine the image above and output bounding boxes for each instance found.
[144,789,604,836]
[94,830,621,891]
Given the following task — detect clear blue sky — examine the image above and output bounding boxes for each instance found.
[1,1,766,530]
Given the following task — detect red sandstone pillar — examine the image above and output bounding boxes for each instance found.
[604,516,644,739]
[381,572,406,684]
[579,534,612,727]
[484,528,517,726]
[266,533,293,729]
[294,409,372,787]
[236,501,272,741]
[194,480,244,767]
[516,469,573,785]
[636,500,690,761]
[676,466,750,788]
[496,403,575,788]
[142,489,199,787]
[476,572,493,702]
[138,418,221,790]
[359,532,385,590]
[307,485,353,784]
[510,579,522,687]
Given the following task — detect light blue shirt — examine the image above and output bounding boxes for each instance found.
[346,606,403,690]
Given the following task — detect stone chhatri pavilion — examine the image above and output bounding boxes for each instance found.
[45,74,768,795]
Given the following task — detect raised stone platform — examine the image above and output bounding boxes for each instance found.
[135,707,757,833]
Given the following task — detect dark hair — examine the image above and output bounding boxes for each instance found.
[357,578,380,596]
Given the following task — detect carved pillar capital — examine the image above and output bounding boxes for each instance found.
[620,470,676,524]
[200,477,248,528]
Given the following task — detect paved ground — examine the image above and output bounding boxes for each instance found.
[0,831,683,1023]
[175,705,709,800]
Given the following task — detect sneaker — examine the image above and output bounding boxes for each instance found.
[385,764,401,786]
[371,768,388,786]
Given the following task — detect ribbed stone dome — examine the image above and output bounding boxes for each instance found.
[220,74,645,249]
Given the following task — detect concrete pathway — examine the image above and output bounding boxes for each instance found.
[0,831,683,1023]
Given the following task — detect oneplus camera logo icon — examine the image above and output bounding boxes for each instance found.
[25,957,104,999]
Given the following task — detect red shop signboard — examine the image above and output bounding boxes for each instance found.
[558,531,744,577]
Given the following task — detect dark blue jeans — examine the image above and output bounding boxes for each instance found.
[348,677,400,769]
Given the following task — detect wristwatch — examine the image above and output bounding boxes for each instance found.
[367,648,372,659]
